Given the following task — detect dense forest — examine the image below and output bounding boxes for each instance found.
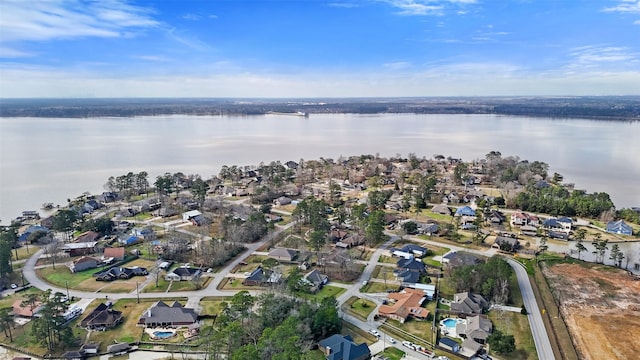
[1,97,639,120]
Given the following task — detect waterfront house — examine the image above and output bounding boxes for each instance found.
[606,220,633,235]
[62,241,98,256]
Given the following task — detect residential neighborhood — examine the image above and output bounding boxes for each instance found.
[0,152,638,360]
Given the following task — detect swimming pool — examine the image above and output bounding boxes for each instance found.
[442,318,458,328]
[153,331,175,339]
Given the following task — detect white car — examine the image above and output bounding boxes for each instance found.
[402,341,415,350]
[369,329,380,337]
[10,283,18,289]
[388,337,396,344]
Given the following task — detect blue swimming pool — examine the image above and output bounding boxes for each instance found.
[153,331,175,339]
[442,318,458,328]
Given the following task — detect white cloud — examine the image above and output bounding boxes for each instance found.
[3,60,638,98]
[182,13,202,21]
[602,0,640,14]
[568,45,638,69]
[132,55,170,62]
[328,2,360,8]
[0,0,158,43]
[381,0,477,16]
[0,47,35,58]
[635,19,640,24]
[384,61,412,69]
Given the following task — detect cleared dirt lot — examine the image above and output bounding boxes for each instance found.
[543,262,640,360]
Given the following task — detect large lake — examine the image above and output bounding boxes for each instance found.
[1,113,639,222]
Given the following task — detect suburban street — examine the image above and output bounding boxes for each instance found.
[20,219,554,359]
[507,259,555,360]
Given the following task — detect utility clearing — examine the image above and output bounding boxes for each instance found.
[543,262,640,360]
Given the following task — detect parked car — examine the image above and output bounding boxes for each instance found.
[10,284,18,289]
[402,341,415,350]
[369,329,380,337]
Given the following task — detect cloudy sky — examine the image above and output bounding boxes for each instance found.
[1,0,639,97]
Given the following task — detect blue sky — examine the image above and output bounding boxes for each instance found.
[1,0,639,97]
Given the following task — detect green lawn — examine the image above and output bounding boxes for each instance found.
[381,347,405,360]
[361,281,399,293]
[296,285,346,302]
[200,297,229,316]
[344,297,376,321]
[37,266,98,288]
[487,311,537,360]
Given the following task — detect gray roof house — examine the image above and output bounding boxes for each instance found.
[457,315,493,344]
[165,267,202,281]
[450,292,488,315]
[303,269,329,291]
[137,301,198,327]
[318,334,370,360]
[268,247,298,262]
[107,343,131,355]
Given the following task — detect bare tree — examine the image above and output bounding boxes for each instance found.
[43,240,63,269]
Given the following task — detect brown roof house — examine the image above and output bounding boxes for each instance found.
[69,256,99,273]
[378,288,429,323]
[80,303,123,330]
[75,231,100,243]
[103,247,126,261]
[12,300,43,318]
[137,301,198,328]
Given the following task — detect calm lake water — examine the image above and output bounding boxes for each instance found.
[1,113,639,223]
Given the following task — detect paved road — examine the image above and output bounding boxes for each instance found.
[508,258,555,360]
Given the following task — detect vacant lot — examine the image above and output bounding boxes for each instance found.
[543,262,640,360]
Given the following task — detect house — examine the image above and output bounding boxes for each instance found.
[606,220,633,236]
[487,210,506,224]
[438,337,460,353]
[442,252,484,269]
[510,212,530,226]
[182,210,202,222]
[303,269,329,291]
[265,213,283,223]
[458,315,492,344]
[18,225,48,242]
[137,301,198,327]
[378,288,429,323]
[400,244,429,258]
[165,267,202,281]
[493,236,520,252]
[336,234,365,249]
[520,225,538,236]
[103,247,126,261]
[61,350,85,360]
[95,267,148,281]
[268,247,298,262]
[275,196,292,206]
[79,343,99,355]
[62,241,98,256]
[318,334,371,360]
[557,217,573,232]
[548,230,569,240]
[455,206,476,217]
[461,338,483,355]
[118,235,140,246]
[420,223,439,235]
[12,300,43,318]
[106,343,130,355]
[80,303,123,330]
[69,256,99,273]
[431,204,452,216]
[450,292,488,315]
[395,258,426,284]
[243,267,267,286]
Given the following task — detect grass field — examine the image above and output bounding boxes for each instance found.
[343,297,376,321]
[12,246,36,261]
[381,347,405,360]
[488,311,537,360]
[360,281,398,293]
[296,285,346,302]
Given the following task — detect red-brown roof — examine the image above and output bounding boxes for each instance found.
[378,288,429,320]
[103,247,126,259]
[12,300,43,317]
